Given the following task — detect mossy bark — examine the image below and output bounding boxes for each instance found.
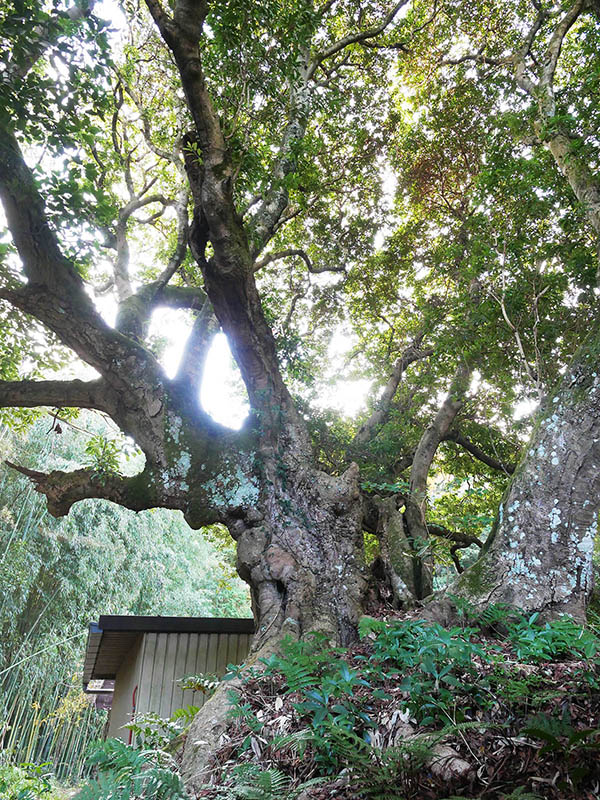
[372,496,417,604]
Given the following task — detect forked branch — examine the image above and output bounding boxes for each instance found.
[5,462,178,519]
[354,339,433,445]
[307,0,410,79]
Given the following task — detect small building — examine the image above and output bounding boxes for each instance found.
[83,615,254,741]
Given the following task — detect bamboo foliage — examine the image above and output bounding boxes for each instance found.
[0,659,107,781]
[0,417,249,781]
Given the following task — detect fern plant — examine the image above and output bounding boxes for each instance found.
[209,764,325,800]
[260,633,347,692]
[74,738,188,800]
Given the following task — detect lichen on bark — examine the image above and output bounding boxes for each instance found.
[440,326,600,621]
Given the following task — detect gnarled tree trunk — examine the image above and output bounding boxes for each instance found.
[181,459,369,788]
[231,461,367,651]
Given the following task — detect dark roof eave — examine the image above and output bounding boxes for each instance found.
[82,615,255,685]
[97,615,255,635]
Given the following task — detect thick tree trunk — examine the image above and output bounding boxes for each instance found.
[373,496,417,604]
[231,462,367,651]
[444,327,600,621]
[181,458,368,787]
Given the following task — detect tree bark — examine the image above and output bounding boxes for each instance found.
[513,0,600,278]
[442,326,600,621]
[403,363,471,598]
[181,457,368,789]
[372,496,416,604]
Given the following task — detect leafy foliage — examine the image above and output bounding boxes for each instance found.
[84,435,121,481]
[507,613,600,662]
[75,739,188,800]
[0,761,55,800]
[204,611,600,798]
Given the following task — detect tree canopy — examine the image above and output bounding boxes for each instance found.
[0,0,599,661]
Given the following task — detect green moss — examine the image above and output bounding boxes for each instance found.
[125,470,158,509]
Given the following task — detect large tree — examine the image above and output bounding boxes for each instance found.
[1,0,599,779]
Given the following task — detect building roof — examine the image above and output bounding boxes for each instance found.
[83,615,255,687]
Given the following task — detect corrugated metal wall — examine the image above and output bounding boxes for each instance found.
[109,631,252,741]
[107,636,144,739]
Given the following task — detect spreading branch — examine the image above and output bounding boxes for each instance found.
[253,248,345,275]
[429,522,484,571]
[428,522,483,549]
[0,123,169,393]
[307,0,410,79]
[250,1,411,252]
[4,462,180,520]
[354,340,433,445]
[0,379,113,413]
[443,429,516,475]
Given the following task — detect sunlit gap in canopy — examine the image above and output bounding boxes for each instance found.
[200,333,249,429]
[150,308,249,430]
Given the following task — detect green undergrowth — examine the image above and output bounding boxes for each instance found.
[204,609,600,799]
[0,761,72,800]
[72,608,600,800]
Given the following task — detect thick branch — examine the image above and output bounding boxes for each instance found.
[0,283,160,389]
[443,429,516,474]
[0,124,169,391]
[0,125,88,298]
[511,8,549,95]
[145,3,312,450]
[250,90,311,255]
[392,450,416,474]
[145,0,224,168]
[4,461,185,520]
[404,363,471,596]
[409,363,471,502]
[5,423,251,528]
[427,523,483,549]
[0,378,112,413]
[115,283,206,341]
[157,285,206,310]
[174,300,219,393]
[506,2,600,277]
[541,0,584,88]
[354,342,433,445]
